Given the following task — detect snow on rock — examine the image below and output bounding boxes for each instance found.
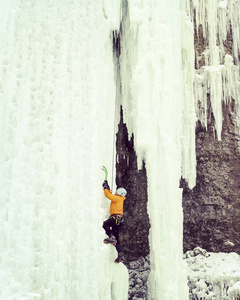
[185,247,240,299]
[126,255,150,300]
[228,281,240,300]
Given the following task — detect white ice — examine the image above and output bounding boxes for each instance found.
[0,1,128,299]
[0,0,194,298]
[189,0,240,140]
[1,0,240,299]
[185,248,240,300]
[119,1,191,299]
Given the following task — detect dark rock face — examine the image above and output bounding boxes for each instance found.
[182,11,240,255]
[112,7,150,297]
[182,97,240,254]
[115,109,150,299]
[116,109,150,262]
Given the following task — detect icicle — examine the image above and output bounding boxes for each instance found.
[181,10,196,188]
[190,0,240,141]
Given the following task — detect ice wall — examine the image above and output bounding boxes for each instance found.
[4,0,238,299]
[0,1,128,299]
[188,0,240,140]
[119,1,190,299]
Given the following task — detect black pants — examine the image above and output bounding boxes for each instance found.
[103,217,123,254]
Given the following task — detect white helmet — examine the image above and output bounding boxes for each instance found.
[116,187,127,197]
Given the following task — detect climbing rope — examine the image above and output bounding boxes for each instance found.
[102,99,117,191]
[111,87,118,190]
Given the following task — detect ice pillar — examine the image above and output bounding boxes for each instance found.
[119,1,190,299]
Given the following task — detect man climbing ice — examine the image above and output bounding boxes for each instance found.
[102,166,127,263]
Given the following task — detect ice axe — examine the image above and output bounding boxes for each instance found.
[102,166,108,180]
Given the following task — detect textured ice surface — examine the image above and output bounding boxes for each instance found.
[119,1,190,299]
[1,0,240,299]
[185,248,240,300]
[0,1,128,299]
[188,0,240,140]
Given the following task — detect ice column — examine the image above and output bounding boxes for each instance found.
[120,1,190,299]
[181,9,196,189]
[0,1,128,299]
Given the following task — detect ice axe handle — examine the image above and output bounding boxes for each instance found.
[102,166,108,180]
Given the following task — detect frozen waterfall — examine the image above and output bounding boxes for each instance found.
[2,0,240,299]
[0,1,128,299]
[0,0,190,298]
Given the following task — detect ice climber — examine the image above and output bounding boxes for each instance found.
[102,166,127,263]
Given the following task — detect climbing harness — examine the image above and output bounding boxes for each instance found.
[110,214,124,226]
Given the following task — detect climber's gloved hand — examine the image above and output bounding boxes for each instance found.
[103,180,110,190]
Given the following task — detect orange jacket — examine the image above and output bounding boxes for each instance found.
[104,189,125,216]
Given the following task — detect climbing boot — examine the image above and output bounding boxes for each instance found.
[114,252,125,263]
[104,235,117,246]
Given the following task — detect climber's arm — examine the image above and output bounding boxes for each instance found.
[104,188,118,202]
